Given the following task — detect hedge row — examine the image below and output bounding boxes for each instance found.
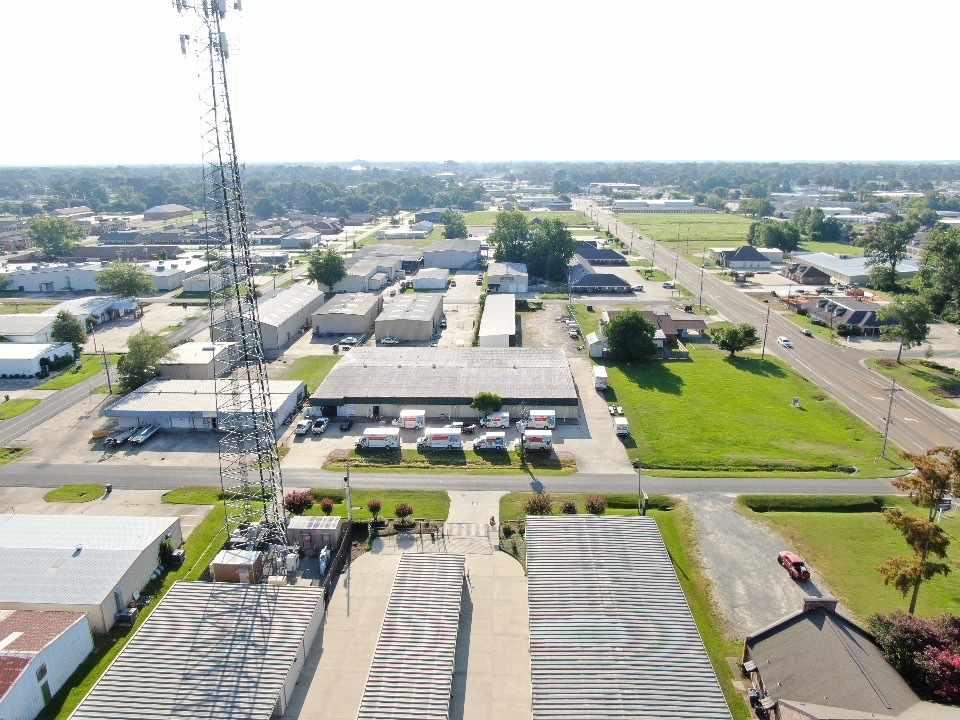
[740,494,887,513]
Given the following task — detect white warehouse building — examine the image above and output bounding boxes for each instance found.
[156,342,235,380]
[375,294,444,341]
[422,238,482,269]
[0,314,57,343]
[253,284,325,351]
[411,267,450,290]
[0,342,73,377]
[486,262,528,293]
[478,293,516,347]
[312,293,383,336]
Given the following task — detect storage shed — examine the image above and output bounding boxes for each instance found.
[412,267,450,290]
[208,549,264,583]
[286,516,344,555]
[375,293,444,341]
[312,293,383,336]
[478,293,516,347]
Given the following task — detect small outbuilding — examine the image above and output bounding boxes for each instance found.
[208,549,264,584]
[286,515,344,555]
[375,293,444,341]
[157,341,235,380]
[312,293,383,336]
[422,238,481,269]
[0,315,56,343]
[478,293,516,347]
[412,267,450,290]
[486,262,528,293]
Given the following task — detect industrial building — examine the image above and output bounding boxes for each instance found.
[255,283,325,351]
[422,238,481,269]
[313,292,383,336]
[182,271,228,293]
[357,554,465,720]
[310,347,579,419]
[157,341,234,380]
[486,262,528,293]
[0,610,93,720]
[611,198,715,214]
[526,516,731,720]
[70,582,324,720]
[374,293,444,341]
[792,252,920,286]
[42,296,136,325]
[411,267,450,290]
[478,293,516,347]
[143,204,192,221]
[334,258,399,293]
[0,314,57,343]
[0,258,206,293]
[104,378,306,432]
[0,515,182,633]
[0,342,73,377]
[349,244,423,275]
[379,228,427,240]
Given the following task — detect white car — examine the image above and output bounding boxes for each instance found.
[379,337,399,345]
[631,284,645,292]
[777,336,794,348]
[339,336,359,345]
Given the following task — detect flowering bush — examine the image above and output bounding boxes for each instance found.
[560,501,577,514]
[523,494,553,516]
[319,497,335,516]
[585,495,608,515]
[283,490,314,516]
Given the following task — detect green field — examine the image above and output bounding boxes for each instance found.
[796,239,866,256]
[865,357,960,409]
[463,211,590,226]
[604,344,902,476]
[44,484,106,503]
[781,311,839,343]
[0,301,58,314]
[35,354,118,390]
[0,399,40,420]
[279,355,341,393]
[323,448,577,474]
[307,488,450,521]
[738,496,960,620]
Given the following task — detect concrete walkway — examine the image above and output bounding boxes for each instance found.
[286,491,532,720]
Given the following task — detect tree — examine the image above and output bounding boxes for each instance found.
[26,218,83,257]
[490,210,530,263]
[526,218,576,282]
[319,497,334,515]
[117,330,173,394]
[604,310,658,360]
[284,490,314,515]
[877,446,960,613]
[747,219,800,251]
[50,310,87,357]
[739,198,774,218]
[395,502,414,526]
[585,495,608,515]
[862,218,918,290]
[306,248,346,291]
[0,275,10,292]
[367,498,382,522]
[95,261,155,298]
[878,298,933,363]
[523,494,553,516]
[712,323,759,357]
[869,610,960,700]
[470,391,503,417]
[560,501,577,514]
[916,225,960,323]
[440,210,467,239]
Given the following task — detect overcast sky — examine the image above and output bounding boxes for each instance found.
[1,0,956,166]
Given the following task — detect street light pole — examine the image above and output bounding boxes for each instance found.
[760,304,771,360]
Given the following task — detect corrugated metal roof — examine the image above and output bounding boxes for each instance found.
[487,261,527,277]
[0,610,87,654]
[105,378,304,417]
[256,284,323,328]
[0,314,55,335]
[358,554,465,720]
[71,582,324,720]
[525,516,732,720]
[479,293,516,338]
[425,238,481,253]
[0,515,178,606]
[314,292,380,317]
[288,515,342,531]
[377,293,443,322]
[0,342,69,360]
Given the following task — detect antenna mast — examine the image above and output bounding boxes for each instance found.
[174,0,287,560]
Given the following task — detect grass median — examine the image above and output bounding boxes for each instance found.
[44,484,107,503]
[306,488,450,521]
[323,447,577,474]
[35,354,118,391]
[0,399,40,420]
[865,357,960,409]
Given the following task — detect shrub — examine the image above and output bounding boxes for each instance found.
[560,501,577,514]
[797,307,808,316]
[517,520,525,537]
[869,611,960,700]
[367,498,383,521]
[523,494,553,516]
[836,322,851,337]
[284,490,314,515]
[510,538,518,556]
[395,502,413,525]
[740,495,885,513]
[319,497,335,516]
[585,495,608,515]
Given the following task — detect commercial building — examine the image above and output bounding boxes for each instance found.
[411,267,450,290]
[756,248,784,264]
[70,582,325,720]
[422,238,481,269]
[0,515,182,633]
[0,258,205,293]
[800,297,887,336]
[526,516,731,720]
[612,198,716,214]
[105,378,305,431]
[335,255,403,293]
[42,296,136,325]
[478,293,516,347]
[280,230,322,249]
[792,252,920,286]
[182,271,228,293]
[0,610,93,720]
[142,204,192,221]
[310,347,579,419]
[0,342,73,377]
[568,263,631,293]
[375,293,444,341]
[157,341,234,380]
[52,206,95,221]
[379,228,427,240]
[0,314,57,343]
[255,284,325,351]
[719,245,773,270]
[349,244,423,275]
[574,241,627,266]
[312,292,383,336]
[486,262,528,293]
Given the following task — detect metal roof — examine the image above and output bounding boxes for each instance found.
[415,268,450,280]
[314,292,381,317]
[358,554,464,720]
[424,238,481,253]
[0,515,178,607]
[70,582,324,720]
[310,347,579,406]
[525,516,731,720]
[105,378,304,418]
[0,342,69,360]
[0,314,55,336]
[376,293,443,322]
[288,515,342,531]
[0,609,87,653]
[159,342,233,366]
[487,261,528,277]
[793,251,919,277]
[256,284,323,328]
[479,293,516,338]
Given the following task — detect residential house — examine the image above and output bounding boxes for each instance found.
[719,245,773,271]
[801,297,887,336]
[568,263,631,294]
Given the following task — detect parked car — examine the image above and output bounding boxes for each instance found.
[631,284,645,292]
[129,424,160,446]
[389,289,396,296]
[449,280,457,287]
[778,551,810,580]
[311,418,329,434]
[339,418,354,431]
[294,420,311,435]
[339,336,359,345]
[476,276,483,285]
[380,337,400,345]
[662,281,676,289]
[776,336,793,348]
[801,329,814,337]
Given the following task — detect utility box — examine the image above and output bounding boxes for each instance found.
[208,549,264,583]
[287,515,343,555]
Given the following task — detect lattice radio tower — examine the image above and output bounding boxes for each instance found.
[173,0,287,556]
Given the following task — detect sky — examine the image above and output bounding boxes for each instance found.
[1,0,958,166]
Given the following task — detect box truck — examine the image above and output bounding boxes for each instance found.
[614,417,629,436]
[416,427,463,449]
[525,410,556,430]
[593,366,608,391]
[393,409,425,429]
[520,430,553,451]
[480,411,510,429]
[355,428,401,450]
[471,431,506,451]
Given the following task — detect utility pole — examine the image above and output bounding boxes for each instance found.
[698,265,705,309]
[344,460,353,523]
[101,347,112,394]
[760,304,771,359]
[881,380,897,459]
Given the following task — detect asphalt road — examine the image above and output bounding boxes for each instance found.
[580,200,960,455]
[0,371,108,446]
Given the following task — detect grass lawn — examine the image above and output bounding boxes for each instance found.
[797,239,865,256]
[35,354,118,390]
[44,484,106,503]
[865,358,960,409]
[0,301,58,314]
[571,304,602,337]
[781,311,839,344]
[499,493,749,719]
[619,213,754,252]
[161,486,225,504]
[634,265,672,282]
[737,495,960,621]
[604,344,903,476]
[279,355,341,393]
[307,488,450,521]
[0,399,40,420]
[463,210,590,226]
[323,448,577,474]
[0,447,30,465]
[41,496,228,720]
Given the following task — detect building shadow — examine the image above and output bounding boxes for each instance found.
[449,578,474,720]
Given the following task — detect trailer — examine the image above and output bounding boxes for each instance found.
[471,431,506,451]
[525,410,556,430]
[593,365,608,391]
[355,427,401,450]
[393,409,426,429]
[520,429,553,451]
[416,427,463,450]
[479,411,510,429]
[614,416,629,436]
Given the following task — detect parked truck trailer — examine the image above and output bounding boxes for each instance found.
[393,409,426,429]
[520,429,553,451]
[480,411,510,429]
[524,410,556,430]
